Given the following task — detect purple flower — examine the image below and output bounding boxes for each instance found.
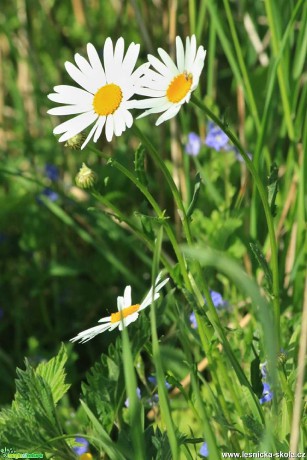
[205,122,230,151]
[125,387,141,407]
[189,312,197,328]
[199,442,209,457]
[72,437,89,456]
[37,187,59,204]
[185,132,202,156]
[45,164,59,181]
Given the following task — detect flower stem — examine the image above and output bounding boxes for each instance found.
[191,95,280,344]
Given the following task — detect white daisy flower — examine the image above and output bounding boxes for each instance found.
[135,35,206,126]
[70,273,169,343]
[47,38,149,148]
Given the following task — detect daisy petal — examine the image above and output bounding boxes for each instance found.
[176,36,185,72]
[93,116,106,142]
[122,42,140,77]
[87,43,106,84]
[156,104,181,126]
[123,285,132,307]
[157,47,178,75]
[57,113,98,142]
[74,53,93,77]
[148,54,173,78]
[105,115,114,142]
[48,86,93,105]
[65,61,96,93]
[104,37,114,82]
[48,104,92,116]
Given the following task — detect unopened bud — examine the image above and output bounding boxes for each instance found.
[65,132,86,149]
[75,163,97,189]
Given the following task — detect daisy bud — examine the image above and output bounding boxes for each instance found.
[75,163,97,189]
[64,132,86,149]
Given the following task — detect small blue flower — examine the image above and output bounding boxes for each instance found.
[235,151,253,162]
[37,187,59,204]
[45,164,59,181]
[185,132,202,156]
[148,375,171,390]
[125,387,141,407]
[259,362,273,404]
[199,441,209,457]
[72,437,89,456]
[189,311,197,328]
[259,382,273,404]
[205,122,230,151]
[208,290,227,309]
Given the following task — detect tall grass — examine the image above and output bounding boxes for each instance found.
[0,0,305,458]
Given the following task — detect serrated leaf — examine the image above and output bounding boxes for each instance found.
[249,241,273,290]
[267,162,279,217]
[36,343,71,404]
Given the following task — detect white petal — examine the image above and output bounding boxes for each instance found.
[113,37,125,69]
[132,96,167,109]
[157,47,178,75]
[155,104,181,126]
[65,61,96,93]
[48,86,93,105]
[70,323,112,343]
[135,87,166,97]
[137,101,172,119]
[105,115,114,142]
[139,275,169,310]
[118,313,139,330]
[87,43,106,85]
[123,109,133,128]
[148,54,173,78]
[104,37,114,82]
[184,36,191,70]
[123,285,132,307]
[93,116,106,142]
[122,42,140,77]
[80,118,102,150]
[74,53,93,77]
[48,104,91,116]
[117,295,125,311]
[56,112,98,142]
[186,35,197,70]
[176,36,185,72]
[130,62,150,83]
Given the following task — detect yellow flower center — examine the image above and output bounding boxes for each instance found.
[80,454,93,460]
[166,72,193,103]
[93,83,123,116]
[110,304,140,323]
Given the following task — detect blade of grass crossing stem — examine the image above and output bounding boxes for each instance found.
[151,227,179,459]
[121,324,145,459]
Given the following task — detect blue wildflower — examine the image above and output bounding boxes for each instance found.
[125,387,141,408]
[185,132,202,156]
[37,187,59,204]
[148,375,171,390]
[45,164,59,181]
[235,151,253,162]
[259,362,273,404]
[190,290,227,328]
[199,441,209,457]
[205,122,230,151]
[72,437,89,456]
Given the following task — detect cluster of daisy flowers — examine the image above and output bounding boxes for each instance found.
[47,36,206,149]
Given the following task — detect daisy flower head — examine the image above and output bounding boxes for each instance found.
[47,38,149,149]
[135,35,206,126]
[70,273,169,343]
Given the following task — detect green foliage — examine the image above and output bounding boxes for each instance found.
[0,344,74,458]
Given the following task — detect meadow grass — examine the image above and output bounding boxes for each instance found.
[0,1,306,459]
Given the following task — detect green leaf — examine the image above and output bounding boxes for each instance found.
[187,173,202,218]
[249,241,273,291]
[267,162,279,217]
[134,144,148,187]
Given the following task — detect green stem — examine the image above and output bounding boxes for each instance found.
[191,95,280,345]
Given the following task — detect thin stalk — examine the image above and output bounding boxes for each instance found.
[264,0,295,140]
[191,95,280,345]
